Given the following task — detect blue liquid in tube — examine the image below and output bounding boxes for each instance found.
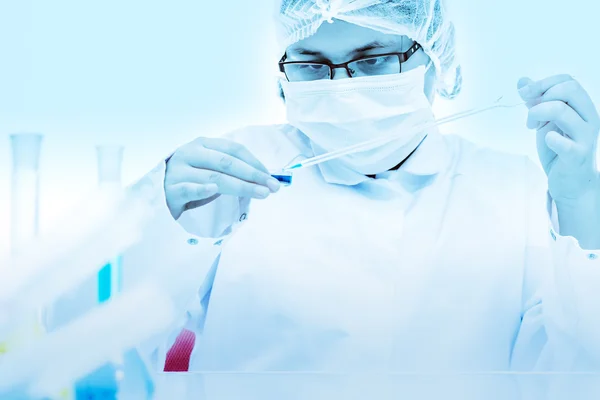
[271,172,292,186]
[98,256,122,303]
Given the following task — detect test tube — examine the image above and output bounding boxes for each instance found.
[97,145,123,189]
[6,133,45,349]
[93,145,125,397]
[69,145,125,400]
[10,133,43,255]
[96,145,124,302]
[270,170,293,186]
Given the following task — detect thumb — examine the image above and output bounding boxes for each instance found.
[518,77,537,104]
[517,77,534,90]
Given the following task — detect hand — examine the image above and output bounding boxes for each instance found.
[165,137,281,219]
[518,75,600,206]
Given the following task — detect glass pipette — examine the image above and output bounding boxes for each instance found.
[283,97,526,171]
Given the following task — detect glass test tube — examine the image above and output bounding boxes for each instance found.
[96,145,124,302]
[10,133,43,255]
[96,146,127,397]
[8,133,45,341]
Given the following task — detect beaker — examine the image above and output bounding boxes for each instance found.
[10,133,43,255]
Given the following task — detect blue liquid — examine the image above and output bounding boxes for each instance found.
[97,263,111,303]
[271,173,292,186]
[98,256,122,303]
[75,364,118,400]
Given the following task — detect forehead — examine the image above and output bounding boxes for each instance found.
[286,19,408,58]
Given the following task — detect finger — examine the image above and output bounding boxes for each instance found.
[526,112,548,130]
[540,80,600,124]
[536,122,558,156]
[536,122,558,146]
[517,77,534,92]
[544,131,587,166]
[528,101,590,143]
[166,183,219,205]
[190,169,271,199]
[199,138,270,174]
[518,77,542,110]
[518,74,574,100]
[186,146,279,191]
[525,98,542,110]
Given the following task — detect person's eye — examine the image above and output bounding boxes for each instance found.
[363,56,393,66]
[363,58,382,65]
[298,64,326,70]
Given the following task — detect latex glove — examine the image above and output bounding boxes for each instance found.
[165,137,280,220]
[518,75,600,206]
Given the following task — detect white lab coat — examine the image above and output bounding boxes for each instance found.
[123,124,600,377]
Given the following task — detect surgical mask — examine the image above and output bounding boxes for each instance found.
[280,65,436,185]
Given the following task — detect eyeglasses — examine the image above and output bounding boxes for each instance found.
[279,42,422,82]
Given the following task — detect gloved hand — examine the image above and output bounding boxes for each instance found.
[165,137,280,220]
[518,75,600,207]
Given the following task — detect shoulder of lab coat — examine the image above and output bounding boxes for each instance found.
[509,157,600,371]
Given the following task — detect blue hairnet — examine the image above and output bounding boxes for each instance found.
[275,0,462,99]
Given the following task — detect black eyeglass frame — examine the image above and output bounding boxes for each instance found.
[278,42,422,81]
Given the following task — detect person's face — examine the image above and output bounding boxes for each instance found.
[285,20,436,103]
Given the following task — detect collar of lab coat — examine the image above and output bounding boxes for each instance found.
[377,128,451,179]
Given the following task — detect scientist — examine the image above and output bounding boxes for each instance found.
[130,0,600,372]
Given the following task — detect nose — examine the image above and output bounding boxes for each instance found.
[331,66,352,80]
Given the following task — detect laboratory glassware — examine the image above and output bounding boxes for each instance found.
[283,97,526,171]
[96,145,124,302]
[7,132,45,339]
[10,133,43,254]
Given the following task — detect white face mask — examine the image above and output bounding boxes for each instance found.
[280,65,436,185]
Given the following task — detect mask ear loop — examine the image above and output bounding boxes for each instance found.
[423,58,436,97]
[425,59,434,74]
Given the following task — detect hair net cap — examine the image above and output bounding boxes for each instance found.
[275,0,462,99]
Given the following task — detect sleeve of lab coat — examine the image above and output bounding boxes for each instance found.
[126,126,269,371]
[120,160,229,371]
[511,159,600,371]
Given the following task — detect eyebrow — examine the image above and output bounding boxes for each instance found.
[292,40,393,57]
[352,41,390,54]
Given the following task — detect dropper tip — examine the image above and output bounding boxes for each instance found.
[285,163,302,171]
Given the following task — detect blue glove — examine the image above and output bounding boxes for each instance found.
[518,74,600,207]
